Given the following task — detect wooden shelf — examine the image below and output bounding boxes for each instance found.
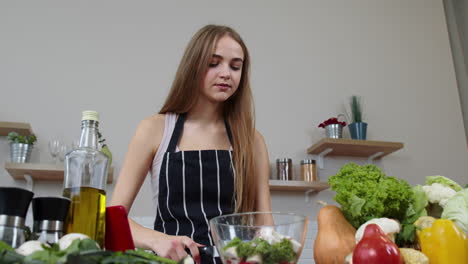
[307,138,403,158]
[269,180,329,192]
[4,162,114,184]
[0,121,33,136]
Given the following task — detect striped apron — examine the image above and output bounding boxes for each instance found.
[154,113,235,264]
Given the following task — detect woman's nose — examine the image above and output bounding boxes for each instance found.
[219,64,231,80]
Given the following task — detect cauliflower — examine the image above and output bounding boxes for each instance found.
[422,183,457,207]
[355,218,401,243]
[426,175,462,191]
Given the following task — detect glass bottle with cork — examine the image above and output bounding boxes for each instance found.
[63,110,109,247]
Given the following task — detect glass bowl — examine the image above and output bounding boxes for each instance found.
[210,212,308,264]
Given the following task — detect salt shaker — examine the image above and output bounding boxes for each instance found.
[276,158,292,181]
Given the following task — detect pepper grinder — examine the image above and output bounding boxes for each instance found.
[32,197,70,244]
[0,187,34,248]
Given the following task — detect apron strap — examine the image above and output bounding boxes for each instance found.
[224,119,233,146]
[167,113,187,152]
[166,113,234,152]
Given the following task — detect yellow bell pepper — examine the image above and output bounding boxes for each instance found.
[418,219,468,264]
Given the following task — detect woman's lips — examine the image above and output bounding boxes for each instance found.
[215,84,231,91]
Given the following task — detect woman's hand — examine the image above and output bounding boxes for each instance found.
[150,235,202,263]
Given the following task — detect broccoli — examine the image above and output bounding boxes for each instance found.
[222,237,296,264]
[224,237,242,250]
[236,241,256,259]
[269,239,295,263]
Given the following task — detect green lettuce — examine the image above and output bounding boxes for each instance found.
[441,188,468,235]
[396,185,428,246]
[328,163,413,228]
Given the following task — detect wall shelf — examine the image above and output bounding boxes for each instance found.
[4,162,114,188]
[0,121,33,136]
[307,138,404,169]
[269,180,330,202]
[269,180,329,192]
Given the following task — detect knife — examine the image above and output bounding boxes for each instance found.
[186,246,219,258]
[198,246,219,258]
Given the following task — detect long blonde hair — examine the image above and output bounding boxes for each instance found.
[160,25,256,213]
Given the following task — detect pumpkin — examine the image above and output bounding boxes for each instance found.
[314,205,357,264]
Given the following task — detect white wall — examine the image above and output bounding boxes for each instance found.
[1,0,467,262]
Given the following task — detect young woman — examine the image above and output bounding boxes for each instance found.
[110,24,272,263]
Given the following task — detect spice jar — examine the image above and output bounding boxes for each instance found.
[276,158,292,181]
[301,159,317,182]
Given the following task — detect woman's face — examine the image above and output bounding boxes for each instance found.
[201,35,244,104]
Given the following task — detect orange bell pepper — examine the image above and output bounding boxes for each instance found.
[418,219,468,264]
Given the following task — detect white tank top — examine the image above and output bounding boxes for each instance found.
[150,113,178,209]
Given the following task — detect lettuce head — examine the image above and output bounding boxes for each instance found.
[328,163,413,228]
[441,188,468,235]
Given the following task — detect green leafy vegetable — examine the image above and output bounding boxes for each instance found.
[224,237,296,264]
[24,243,65,264]
[126,249,177,264]
[328,163,413,228]
[5,238,175,264]
[0,241,23,264]
[396,185,428,246]
[236,241,256,259]
[0,249,24,264]
[0,241,14,252]
[224,237,242,250]
[442,188,468,235]
[269,239,295,263]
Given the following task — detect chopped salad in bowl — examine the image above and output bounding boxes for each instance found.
[210,212,308,264]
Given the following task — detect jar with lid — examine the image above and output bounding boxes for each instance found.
[301,159,317,182]
[276,158,292,181]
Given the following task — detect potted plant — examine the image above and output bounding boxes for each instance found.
[7,132,37,163]
[348,95,367,140]
[318,116,347,138]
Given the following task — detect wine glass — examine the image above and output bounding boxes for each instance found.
[48,139,62,164]
[57,143,69,164]
[71,140,80,150]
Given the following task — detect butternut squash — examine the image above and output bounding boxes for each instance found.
[314,205,356,264]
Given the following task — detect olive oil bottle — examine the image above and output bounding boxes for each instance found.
[63,111,108,247]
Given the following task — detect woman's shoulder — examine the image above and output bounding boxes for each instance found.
[252,130,268,151]
[133,114,167,142]
[140,113,165,130]
[254,130,266,144]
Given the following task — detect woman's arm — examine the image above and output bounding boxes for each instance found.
[110,115,200,261]
[110,115,162,218]
[252,131,274,225]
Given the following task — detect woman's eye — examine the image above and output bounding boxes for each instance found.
[209,63,219,68]
[230,66,241,71]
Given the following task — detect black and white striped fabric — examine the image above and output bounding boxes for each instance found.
[154,113,236,264]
